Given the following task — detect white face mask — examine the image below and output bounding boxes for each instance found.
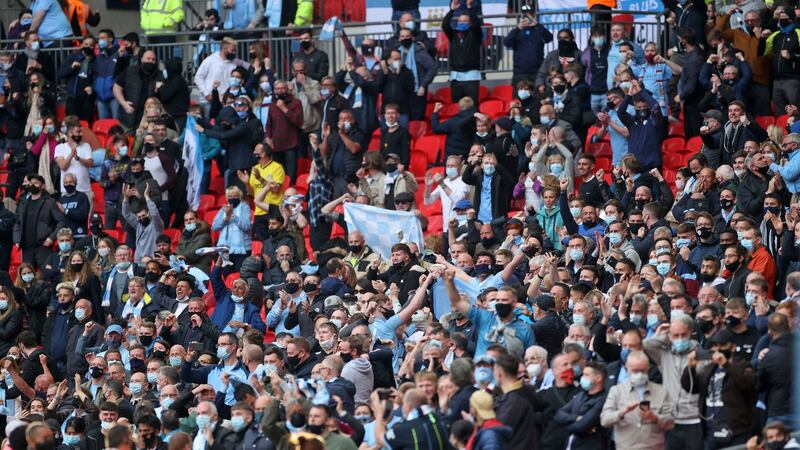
[526,363,542,379]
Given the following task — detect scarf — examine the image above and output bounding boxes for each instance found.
[36,135,56,194]
[402,45,419,91]
[102,264,135,307]
[342,72,363,109]
[25,92,41,136]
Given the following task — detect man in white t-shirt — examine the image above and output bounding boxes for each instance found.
[424,154,469,235]
[54,116,94,206]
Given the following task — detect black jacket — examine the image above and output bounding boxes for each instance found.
[495,384,538,450]
[534,384,580,450]
[366,258,427,307]
[532,313,568,362]
[442,8,483,72]
[13,195,65,250]
[462,161,515,220]
[0,307,22,357]
[553,390,609,450]
[205,106,264,171]
[683,357,756,436]
[157,57,190,122]
[431,107,476,159]
[381,66,416,114]
[326,377,357,415]
[757,332,794,417]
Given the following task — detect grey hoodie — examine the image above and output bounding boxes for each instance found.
[341,358,374,404]
[643,334,700,423]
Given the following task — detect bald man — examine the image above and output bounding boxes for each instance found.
[67,298,105,376]
[345,231,380,279]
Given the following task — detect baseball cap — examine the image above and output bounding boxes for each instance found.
[701,110,723,123]
[469,391,496,420]
[106,324,124,335]
[324,295,343,309]
[475,355,495,366]
[394,192,414,204]
[454,199,472,210]
[493,117,514,131]
[709,328,735,345]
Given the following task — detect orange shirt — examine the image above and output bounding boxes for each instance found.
[748,246,776,298]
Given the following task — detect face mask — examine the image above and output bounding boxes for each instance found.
[766,441,788,450]
[647,314,660,328]
[229,77,241,87]
[183,222,197,233]
[619,81,632,91]
[495,302,513,318]
[74,308,86,321]
[725,259,740,273]
[528,161,537,173]
[559,368,575,384]
[343,121,352,132]
[445,167,459,178]
[569,249,584,261]
[70,262,84,272]
[550,163,564,175]
[572,314,585,325]
[21,273,34,283]
[115,144,129,157]
[138,217,151,228]
[740,239,753,251]
[390,60,401,71]
[284,282,301,294]
[64,184,77,194]
[300,41,312,51]
[400,38,413,48]
[579,375,593,391]
[169,356,182,367]
[552,84,566,94]
[696,227,712,240]
[217,347,230,360]
[144,273,159,283]
[724,315,741,328]
[63,434,81,446]
[229,198,241,208]
[696,318,714,333]
[90,366,104,379]
[474,367,494,384]
[675,238,692,249]
[82,47,94,57]
[518,89,530,100]
[59,241,72,252]
[129,382,142,394]
[720,199,734,210]
[117,262,131,271]
[779,18,792,28]
[540,116,553,126]
[593,37,605,47]
[231,416,247,432]
[46,124,55,134]
[635,109,650,120]
[566,207,580,218]
[141,62,156,74]
[629,372,648,386]
[476,131,488,138]
[258,81,272,94]
[656,262,671,276]
[0,301,7,311]
[32,124,42,136]
[161,397,175,410]
[608,232,623,245]
[629,314,642,326]
[302,282,318,293]
[196,415,212,429]
[483,164,496,175]
[319,337,336,352]
[225,51,236,61]
[30,41,40,51]
[671,338,690,353]
[384,163,398,173]
[745,291,757,306]
[456,22,470,32]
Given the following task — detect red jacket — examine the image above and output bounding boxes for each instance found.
[266,95,304,152]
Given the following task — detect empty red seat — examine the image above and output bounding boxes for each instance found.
[93,118,121,136]
[432,86,451,103]
[686,136,703,153]
[479,99,505,117]
[491,85,514,101]
[587,142,611,157]
[198,194,216,213]
[409,150,427,177]
[667,122,685,137]
[251,240,263,256]
[413,135,445,165]
[776,114,790,130]
[661,137,685,154]
[756,116,775,129]
[408,121,428,140]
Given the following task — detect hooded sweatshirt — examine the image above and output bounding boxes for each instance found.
[341,358,374,404]
[643,333,700,423]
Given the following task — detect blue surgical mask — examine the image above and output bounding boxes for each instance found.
[656,262,671,276]
[647,313,660,328]
[217,347,230,360]
[32,124,43,136]
[74,308,86,321]
[117,145,129,156]
[474,367,494,384]
[0,301,8,311]
[129,382,142,394]
[593,37,605,47]
[147,372,158,384]
[343,121,352,132]
[608,232,622,245]
[483,164,495,176]
[20,18,32,27]
[572,364,582,377]
[675,238,692,249]
[231,416,247,431]
[740,239,753,251]
[540,116,553,126]
[98,39,109,50]
[169,356,182,367]
[196,415,212,429]
[518,89,530,100]
[320,87,330,98]
[406,21,416,31]
[185,223,197,232]
[648,258,658,266]
[573,314,585,325]
[237,110,248,119]
[59,241,72,252]
[229,77,241,87]
[528,161,536,173]
[161,397,174,409]
[21,273,34,283]
[569,249,584,261]
[569,207,580,218]
[745,291,756,306]
[671,338,690,353]
[620,347,632,363]
[550,163,564,175]
[446,167,459,178]
[30,41,40,51]
[579,375,593,391]
[63,434,81,446]
[456,22,470,32]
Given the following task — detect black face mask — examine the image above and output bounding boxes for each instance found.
[725,259,740,273]
[139,217,151,228]
[28,185,42,195]
[629,223,643,235]
[697,227,712,240]
[82,47,94,57]
[284,282,300,294]
[765,206,781,215]
[635,200,647,210]
[583,220,596,229]
[696,318,714,333]
[300,41,312,51]
[303,283,317,293]
[229,198,241,208]
[779,18,792,28]
[130,357,145,373]
[90,224,102,235]
[720,199,733,210]
[340,353,353,363]
[64,184,77,194]
[70,262,84,272]
[89,366,104,378]
[248,52,257,60]
[361,45,374,55]
[71,135,82,144]
[392,261,406,271]
[307,424,325,435]
[289,412,306,428]
[606,101,616,111]
[348,244,363,254]
[481,236,496,248]
[495,302,513,318]
[287,355,301,367]
[35,441,55,450]
[552,84,566,94]
[225,52,236,61]
[723,79,736,86]
[635,109,650,121]
[152,349,166,360]
[384,163,398,173]
[382,307,395,319]
[724,315,741,328]
[140,335,154,346]
[557,39,574,55]
[400,38,413,48]
[757,165,770,175]
[141,62,156,74]
[145,272,159,282]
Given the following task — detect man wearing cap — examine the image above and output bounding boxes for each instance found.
[681,329,755,447]
[75,214,119,259]
[601,350,674,448]
[263,80,303,182]
[468,391,512,450]
[488,117,520,174]
[392,191,429,230]
[41,283,78,379]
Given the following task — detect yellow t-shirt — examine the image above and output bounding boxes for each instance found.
[250,161,285,216]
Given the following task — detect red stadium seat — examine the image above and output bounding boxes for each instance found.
[163,228,181,247]
[667,122,685,137]
[203,210,218,225]
[440,103,460,119]
[661,137,685,154]
[491,85,514,101]
[776,114,790,130]
[409,150,427,177]
[426,215,444,234]
[663,153,684,171]
[408,121,428,140]
[251,240,263,256]
[198,194,216,213]
[435,32,449,58]
[479,99,505,117]
[432,87,452,103]
[295,173,309,196]
[368,136,381,151]
[596,156,612,172]
[478,85,489,102]
[413,135,445,165]
[756,116,775,129]
[686,136,703,153]
[587,142,611,157]
[93,118,120,136]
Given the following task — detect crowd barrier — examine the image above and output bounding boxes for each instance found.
[0,10,667,97]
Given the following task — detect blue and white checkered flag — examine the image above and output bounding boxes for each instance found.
[344,202,424,260]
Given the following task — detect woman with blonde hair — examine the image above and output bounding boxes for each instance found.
[767,124,784,148]
[61,251,102,321]
[0,287,22,356]
[211,185,252,271]
[91,237,117,278]
[14,264,49,338]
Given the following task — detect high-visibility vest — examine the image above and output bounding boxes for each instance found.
[140,0,185,34]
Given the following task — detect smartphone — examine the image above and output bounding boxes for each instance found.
[189,342,203,353]
[695,349,712,361]
[639,401,650,411]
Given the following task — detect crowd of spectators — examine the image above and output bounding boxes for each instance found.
[0,0,799,449]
